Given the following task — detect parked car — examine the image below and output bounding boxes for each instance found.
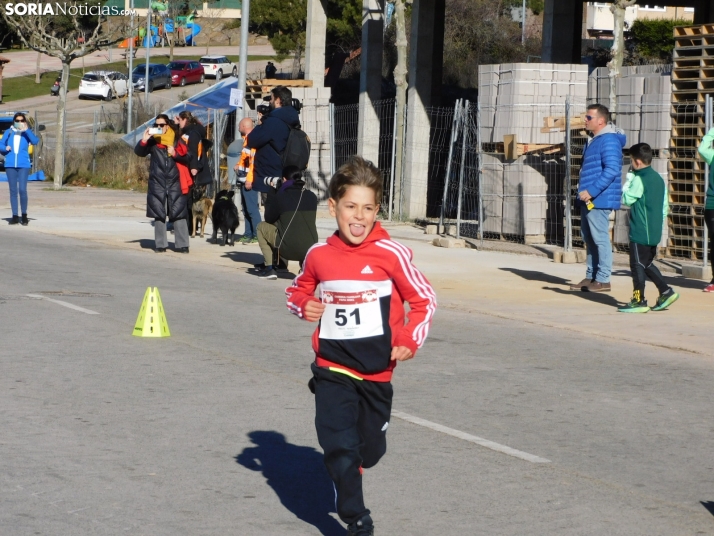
[167,60,205,87]
[78,71,129,101]
[132,63,172,92]
[0,112,45,170]
[199,55,237,81]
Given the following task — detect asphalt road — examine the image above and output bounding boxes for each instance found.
[2,229,714,535]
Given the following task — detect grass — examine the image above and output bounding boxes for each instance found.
[1,53,277,103]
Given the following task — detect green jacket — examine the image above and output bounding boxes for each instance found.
[697,128,714,210]
[622,166,668,247]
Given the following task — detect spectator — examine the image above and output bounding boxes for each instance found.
[134,114,191,253]
[1,113,39,226]
[246,85,300,205]
[265,61,277,79]
[569,104,626,293]
[697,127,714,292]
[254,166,318,280]
[174,111,212,187]
[233,117,262,244]
[618,143,679,313]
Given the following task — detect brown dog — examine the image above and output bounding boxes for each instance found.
[191,187,213,238]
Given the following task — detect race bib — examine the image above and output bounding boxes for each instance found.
[319,289,383,340]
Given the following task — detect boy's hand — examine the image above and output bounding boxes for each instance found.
[304,300,326,322]
[391,346,413,362]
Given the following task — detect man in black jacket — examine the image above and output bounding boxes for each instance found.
[246,86,300,204]
[255,167,318,280]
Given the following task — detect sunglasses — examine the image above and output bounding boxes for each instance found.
[154,123,167,127]
[14,119,26,123]
[585,115,595,121]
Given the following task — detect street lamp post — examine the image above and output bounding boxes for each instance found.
[145,8,152,108]
[127,0,135,135]
[237,0,250,126]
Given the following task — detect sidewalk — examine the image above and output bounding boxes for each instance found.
[3,183,713,357]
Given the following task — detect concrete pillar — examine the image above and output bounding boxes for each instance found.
[402,0,441,219]
[304,0,327,85]
[541,0,583,64]
[356,0,383,164]
[693,0,714,23]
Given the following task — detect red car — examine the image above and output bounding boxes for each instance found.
[167,60,205,87]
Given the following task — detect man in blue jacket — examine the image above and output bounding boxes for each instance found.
[570,104,627,293]
[246,86,301,204]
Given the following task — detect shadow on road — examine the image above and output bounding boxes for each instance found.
[235,430,343,536]
[701,501,714,517]
[543,286,622,308]
[222,250,265,266]
[125,238,156,250]
[499,267,570,286]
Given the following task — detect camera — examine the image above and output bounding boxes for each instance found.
[256,104,270,115]
[291,98,302,114]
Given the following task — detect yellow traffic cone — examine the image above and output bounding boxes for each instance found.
[132,287,171,337]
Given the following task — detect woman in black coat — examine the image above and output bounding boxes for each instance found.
[134,114,190,253]
[175,111,212,187]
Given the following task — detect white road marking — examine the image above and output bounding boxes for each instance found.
[26,294,100,315]
[392,410,551,464]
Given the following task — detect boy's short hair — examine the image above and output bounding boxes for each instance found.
[282,165,303,182]
[629,143,653,165]
[587,104,610,123]
[271,86,292,107]
[328,156,383,204]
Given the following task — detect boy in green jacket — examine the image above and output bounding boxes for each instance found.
[618,143,680,313]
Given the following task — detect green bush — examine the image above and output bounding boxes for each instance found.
[628,18,692,62]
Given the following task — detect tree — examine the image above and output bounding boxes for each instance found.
[628,18,691,63]
[251,0,307,79]
[0,1,128,189]
[503,0,544,16]
[443,0,542,88]
[608,0,636,117]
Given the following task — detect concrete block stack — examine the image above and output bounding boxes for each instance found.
[479,63,588,145]
[290,86,332,199]
[480,154,504,235]
[586,67,672,150]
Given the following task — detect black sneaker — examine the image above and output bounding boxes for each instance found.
[252,262,267,272]
[258,267,278,280]
[651,288,679,311]
[347,515,374,536]
[177,247,189,254]
[9,215,19,225]
[21,214,28,226]
[155,247,167,253]
[275,259,289,272]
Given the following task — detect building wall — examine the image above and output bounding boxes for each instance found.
[585,2,694,38]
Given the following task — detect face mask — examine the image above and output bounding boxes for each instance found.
[13,122,22,129]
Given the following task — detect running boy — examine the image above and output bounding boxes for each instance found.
[618,143,679,313]
[285,156,436,535]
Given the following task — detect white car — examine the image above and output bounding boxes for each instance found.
[78,71,129,101]
[199,55,237,81]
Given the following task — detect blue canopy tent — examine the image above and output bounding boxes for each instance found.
[122,77,240,192]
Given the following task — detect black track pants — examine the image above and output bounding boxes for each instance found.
[629,242,669,301]
[310,363,393,525]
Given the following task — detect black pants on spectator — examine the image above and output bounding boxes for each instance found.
[705,209,714,283]
[310,363,392,526]
[629,242,669,302]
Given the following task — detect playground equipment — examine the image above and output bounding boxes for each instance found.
[118,9,201,49]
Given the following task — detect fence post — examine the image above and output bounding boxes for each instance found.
[456,100,470,239]
[705,95,711,271]
[329,102,336,178]
[92,110,98,175]
[477,101,484,245]
[388,103,398,221]
[438,99,462,235]
[564,95,573,253]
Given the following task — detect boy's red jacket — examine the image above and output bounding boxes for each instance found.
[285,222,436,382]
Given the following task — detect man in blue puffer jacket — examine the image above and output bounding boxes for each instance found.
[570,104,627,293]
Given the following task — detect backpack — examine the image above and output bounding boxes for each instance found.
[281,125,311,170]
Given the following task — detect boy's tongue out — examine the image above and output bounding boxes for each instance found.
[350,223,366,237]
